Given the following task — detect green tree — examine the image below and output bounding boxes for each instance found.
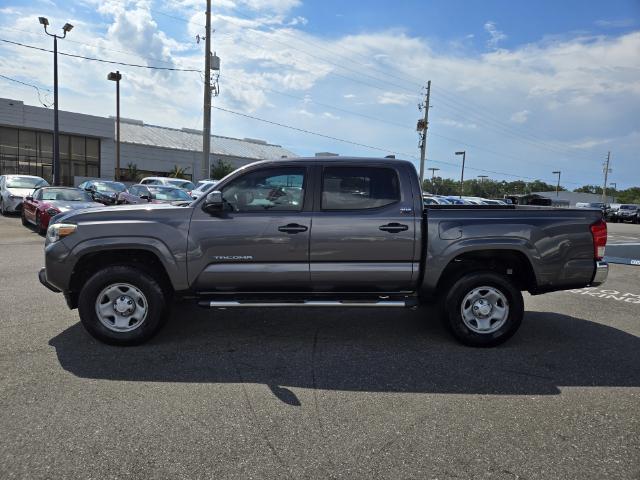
[617,187,640,204]
[574,185,603,194]
[123,163,140,182]
[210,158,235,179]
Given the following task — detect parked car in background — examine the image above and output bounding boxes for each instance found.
[422,195,451,206]
[117,184,193,205]
[191,180,218,200]
[0,175,49,215]
[443,196,471,205]
[616,204,639,223]
[606,203,621,222]
[21,187,102,234]
[480,199,507,205]
[78,180,126,205]
[139,177,196,193]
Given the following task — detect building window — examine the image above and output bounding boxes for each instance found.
[0,126,100,185]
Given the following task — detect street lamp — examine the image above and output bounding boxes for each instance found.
[552,170,561,197]
[107,71,122,180]
[455,151,466,198]
[610,182,617,191]
[478,175,488,182]
[39,17,73,186]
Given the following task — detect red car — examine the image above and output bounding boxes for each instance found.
[21,187,103,234]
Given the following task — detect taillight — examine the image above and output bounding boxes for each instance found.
[590,219,607,260]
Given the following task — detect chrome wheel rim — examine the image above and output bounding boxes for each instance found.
[95,283,148,332]
[460,286,509,334]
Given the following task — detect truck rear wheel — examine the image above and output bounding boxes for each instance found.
[443,271,523,347]
[78,265,168,345]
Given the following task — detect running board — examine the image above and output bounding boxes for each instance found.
[199,300,410,308]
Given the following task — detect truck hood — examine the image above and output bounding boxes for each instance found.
[45,201,104,212]
[50,202,191,225]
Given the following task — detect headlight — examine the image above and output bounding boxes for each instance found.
[46,223,77,243]
[46,207,60,216]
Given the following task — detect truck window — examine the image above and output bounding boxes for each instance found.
[322,166,400,210]
[221,167,305,212]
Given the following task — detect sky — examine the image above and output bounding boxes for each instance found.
[0,0,639,189]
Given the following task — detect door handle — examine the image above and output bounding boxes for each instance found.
[278,223,308,234]
[379,223,409,233]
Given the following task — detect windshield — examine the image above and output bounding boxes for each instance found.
[167,179,195,190]
[94,182,126,193]
[195,182,216,192]
[7,177,48,189]
[149,187,192,201]
[41,188,92,202]
[620,205,637,210]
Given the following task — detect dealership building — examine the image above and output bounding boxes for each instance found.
[0,97,296,185]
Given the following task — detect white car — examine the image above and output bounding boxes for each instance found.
[0,175,49,215]
[139,176,196,192]
[191,180,218,200]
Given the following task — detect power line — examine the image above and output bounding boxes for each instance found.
[212,105,572,183]
[0,26,185,67]
[0,73,52,107]
[0,38,201,72]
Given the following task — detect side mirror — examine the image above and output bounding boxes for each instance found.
[204,190,224,213]
[140,195,151,202]
[25,196,33,201]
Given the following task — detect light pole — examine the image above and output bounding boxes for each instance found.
[478,175,488,182]
[610,182,617,191]
[39,17,73,186]
[107,71,122,180]
[455,151,466,198]
[427,167,439,194]
[552,170,561,197]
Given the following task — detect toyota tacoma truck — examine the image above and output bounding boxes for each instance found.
[39,157,609,347]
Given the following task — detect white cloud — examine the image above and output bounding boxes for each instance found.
[595,19,635,28]
[377,92,412,105]
[510,110,530,124]
[322,112,340,120]
[484,21,506,49]
[343,93,356,99]
[441,119,477,129]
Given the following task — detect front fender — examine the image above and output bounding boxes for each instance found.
[67,236,188,291]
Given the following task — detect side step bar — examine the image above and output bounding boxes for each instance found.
[199,300,410,308]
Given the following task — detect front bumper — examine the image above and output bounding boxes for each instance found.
[38,267,61,293]
[591,261,609,286]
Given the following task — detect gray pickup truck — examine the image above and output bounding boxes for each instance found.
[39,157,608,347]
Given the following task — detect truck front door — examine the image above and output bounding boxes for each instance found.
[309,164,418,290]
[188,165,311,291]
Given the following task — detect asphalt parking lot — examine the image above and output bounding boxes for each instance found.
[1,214,639,479]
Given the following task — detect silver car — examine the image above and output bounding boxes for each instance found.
[0,175,49,215]
[191,180,219,200]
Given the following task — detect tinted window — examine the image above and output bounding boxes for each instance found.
[221,167,305,212]
[148,187,191,201]
[322,166,400,210]
[41,188,92,201]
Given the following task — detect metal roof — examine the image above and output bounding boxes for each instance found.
[119,121,296,160]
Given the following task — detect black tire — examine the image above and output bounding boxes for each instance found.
[35,211,46,235]
[443,271,524,348]
[78,265,169,346]
[0,199,6,216]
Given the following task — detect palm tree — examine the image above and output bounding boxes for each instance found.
[125,163,140,182]
[168,165,188,179]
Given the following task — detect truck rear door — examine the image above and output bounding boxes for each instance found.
[309,163,418,290]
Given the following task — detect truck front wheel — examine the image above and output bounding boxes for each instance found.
[443,271,524,347]
[78,265,168,345]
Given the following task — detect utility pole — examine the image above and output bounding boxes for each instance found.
[417,80,431,188]
[201,0,212,182]
[552,170,561,197]
[427,167,439,194]
[602,152,611,204]
[455,150,466,198]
